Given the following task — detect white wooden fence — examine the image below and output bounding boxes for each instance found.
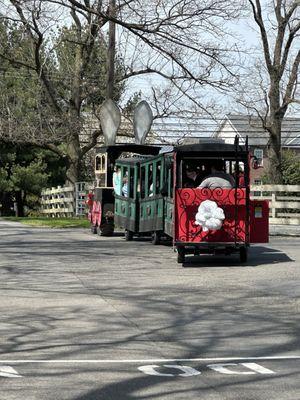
[41,183,300,225]
[41,186,75,217]
[251,185,300,225]
[40,182,92,217]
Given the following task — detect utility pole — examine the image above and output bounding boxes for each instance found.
[106,0,116,99]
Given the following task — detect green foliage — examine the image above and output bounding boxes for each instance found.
[35,149,67,187]
[10,158,49,194]
[281,149,300,185]
[0,21,51,141]
[0,141,65,214]
[0,168,12,192]
[0,20,126,183]
[262,149,300,184]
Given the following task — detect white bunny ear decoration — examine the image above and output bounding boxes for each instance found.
[99,99,121,145]
[134,101,153,144]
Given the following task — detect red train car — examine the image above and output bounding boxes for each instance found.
[173,137,268,263]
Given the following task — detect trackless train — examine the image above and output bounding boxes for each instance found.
[88,136,269,264]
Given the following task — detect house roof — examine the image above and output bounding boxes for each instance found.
[216,114,300,147]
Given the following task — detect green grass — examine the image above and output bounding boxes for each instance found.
[2,216,90,229]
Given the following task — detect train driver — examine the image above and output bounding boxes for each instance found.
[199,160,235,189]
[184,165,202,188]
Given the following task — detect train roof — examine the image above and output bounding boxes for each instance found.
[174,141,247,154]
[95,144,161,156]
[115,156,150,165]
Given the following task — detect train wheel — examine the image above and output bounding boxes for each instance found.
[151,231,160,245]
[239,246,248,263]
[98,219,114,237]
[91,225,97,234]
[124,229,133,241]
[177,248,185,264]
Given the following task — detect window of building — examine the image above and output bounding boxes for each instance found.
[254,179,262,185]
[253,148,264,166]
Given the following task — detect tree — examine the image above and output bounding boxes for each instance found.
[66,0,242,116]
[262,149,300,184]
[0,0,242,184]
[237,0,300,183]
[281,149,300,185]
[10,158,49,216]
[0,7,125,185]
[0,141,64,216]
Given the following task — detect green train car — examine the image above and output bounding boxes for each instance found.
[88,144,161,236]
[114,153,173,244]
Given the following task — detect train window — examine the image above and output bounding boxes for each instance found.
[95,154,106,173]
[235,162,245,187]
[121,167,129,197]
[169,163,174,198]
[148,164,153,197]
[95,154,107,188]
[140,166,146,198]
[113,165,121,195]
[95,155,101,171]
[225,160,231,174]
[155,161,162,195]
[129,167,135,198]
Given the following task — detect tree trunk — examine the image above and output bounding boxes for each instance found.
[64,106,82,186]
[65,157,80,186]
[268,78,284,184]
[15,190,24,217]
[0,192,13,216]
[268,119,283,184]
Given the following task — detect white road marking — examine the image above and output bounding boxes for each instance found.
[0,356,299,363]
[138,365,174,377]
[207,362,275,375]
[208,363,256,375]
[138,365,201,377]
[0,366,22,378]
[241,363,275,374]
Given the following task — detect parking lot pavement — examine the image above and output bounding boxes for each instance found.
[0,219,299,399]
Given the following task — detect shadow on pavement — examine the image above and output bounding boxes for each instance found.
[182,245,294,268]
[0,221,299,399]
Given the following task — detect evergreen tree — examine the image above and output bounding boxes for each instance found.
[0,142,65,216]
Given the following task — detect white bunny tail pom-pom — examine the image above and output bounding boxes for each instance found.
[194,200,225,232]
[213,208,225,220]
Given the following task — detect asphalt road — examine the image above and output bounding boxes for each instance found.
[0,219,299,399]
